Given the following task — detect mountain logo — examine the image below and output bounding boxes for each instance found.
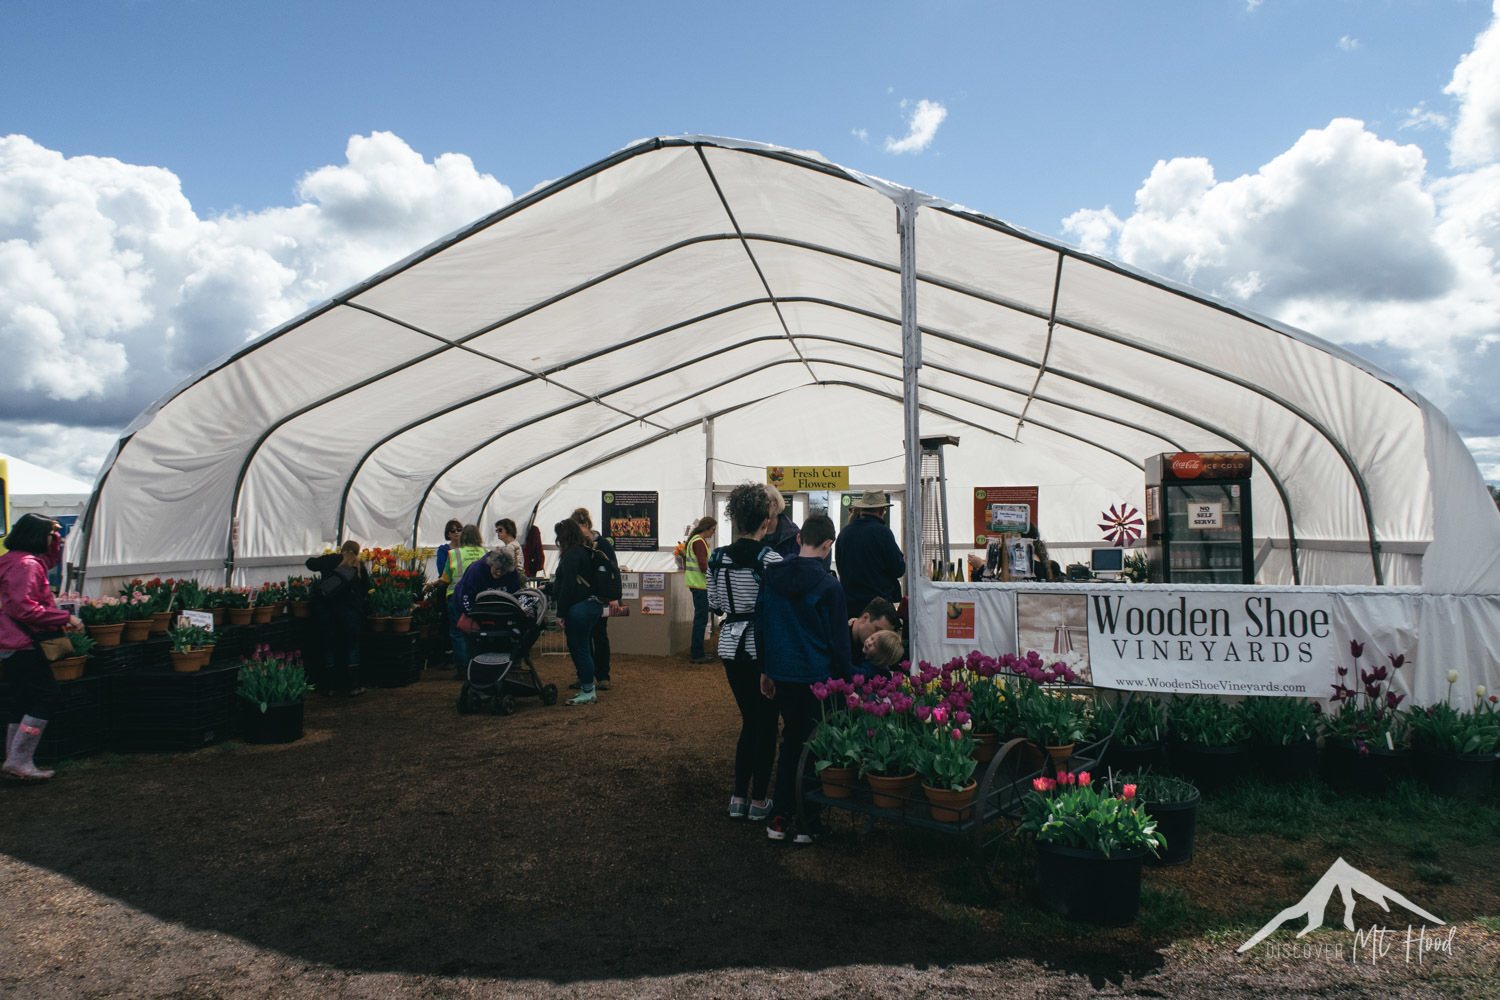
[1238,857,1444,953]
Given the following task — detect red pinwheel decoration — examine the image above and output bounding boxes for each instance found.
[1098,504,1143,547]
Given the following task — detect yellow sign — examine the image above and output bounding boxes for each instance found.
[766,465,849,491]
[0,457,8,538]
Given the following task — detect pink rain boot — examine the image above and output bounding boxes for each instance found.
[3,717,55,781]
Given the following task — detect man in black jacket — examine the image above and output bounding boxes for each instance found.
[572,507,619,690]
[305,540,371,695]
[834,490,906,620]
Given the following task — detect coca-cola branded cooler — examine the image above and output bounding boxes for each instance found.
[1143,452,1255,585]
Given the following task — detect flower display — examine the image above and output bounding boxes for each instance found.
[235,644,312,711]
[1323,639,1410,753]
[1019,770,1165,858]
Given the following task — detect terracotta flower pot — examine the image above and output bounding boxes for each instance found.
[368,616,388,633]
[50,655,87,681]
[251,606,274,624]
[290,601,310,619]
[210,608,226,627]
[192,647,214,669]
[923,781,978,823]
[86,622,125,647]
[1046,743,1077,770]
[149,610,173,635]
[123,618,154,642]
[971,730,1000,763]
[866,771,919,809]
[169,650,203,673]
[227,608,253,626]
[818,765,857,799]
[389,615,413,634]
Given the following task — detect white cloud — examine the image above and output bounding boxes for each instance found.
[851,127,869,143]
[1338,35,1360,52]
[1061,114,1500,436]
[1401,101,1451,132]
[0,131,511,477]
[884,99,948,154]
[1246,0,1263,11]
[1446,0,1500,167]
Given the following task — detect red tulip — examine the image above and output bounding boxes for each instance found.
[1122,784,1137,800]
[1077,771,1092,787]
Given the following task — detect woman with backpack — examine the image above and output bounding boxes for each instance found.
[553,519,622,706]
[440,525,487,674]
[305,540,372,696]
[706,484,784,821]
[683,516,717,663]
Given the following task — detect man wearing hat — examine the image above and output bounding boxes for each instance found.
[834,489,906,620]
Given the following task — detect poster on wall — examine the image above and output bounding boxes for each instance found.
[1016,593,1092,684]
[973,487,1039,547]
[620,573,640,601]
[1083,589,1334,696]
[944,601,977,644]
[601,491,659,553]
[641,595,666,615]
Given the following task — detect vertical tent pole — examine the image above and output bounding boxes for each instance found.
[703,417,715,524]
[898,190,922,653]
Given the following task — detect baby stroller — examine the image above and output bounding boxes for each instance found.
[458,587,558,715]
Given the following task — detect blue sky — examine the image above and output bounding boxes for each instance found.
[3,0,1500,479]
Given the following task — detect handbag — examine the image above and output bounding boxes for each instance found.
[14,619,72,662]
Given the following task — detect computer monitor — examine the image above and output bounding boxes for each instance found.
[1090,547,1126,575]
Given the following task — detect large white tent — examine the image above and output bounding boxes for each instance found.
[73,136,1500,629]
[3,454,91,523]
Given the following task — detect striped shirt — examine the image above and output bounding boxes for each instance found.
[707,541,782,661]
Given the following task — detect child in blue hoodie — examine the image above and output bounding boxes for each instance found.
[758,513,851,843]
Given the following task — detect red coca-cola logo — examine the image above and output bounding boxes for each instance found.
[1170,452,1203,479]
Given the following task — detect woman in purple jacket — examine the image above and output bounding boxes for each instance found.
[0,514,82,781]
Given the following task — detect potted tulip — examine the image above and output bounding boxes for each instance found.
[1407,672,1499,801]
[223,588,254,626]
[1322,640,1411,793]
[286,577,313,618]
[1019,769,1164,925]
[50,632,93,681]
[1116,770,1200,866]
[807,679,861,799]
[914,712,979,823]
[120,589,155,641]
[849,675,920,809]
[167,624,212,672]
[1168,695,1250,793]
[1092,695,1167,774]
[1239,696,1320,781]
[236,644,312,743]
[1017,685,1085,770]
[79,597,128,647]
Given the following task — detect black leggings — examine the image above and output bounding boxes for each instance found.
[4,648,59,722]
[722,652,777,801]
[591,617,611,681]
[770,680,820,821]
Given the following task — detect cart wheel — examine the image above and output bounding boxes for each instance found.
[541,684,559,706]
[456,685,475,714]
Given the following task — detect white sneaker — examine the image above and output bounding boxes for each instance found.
[565,688,597,706]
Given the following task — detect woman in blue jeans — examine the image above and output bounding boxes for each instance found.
[553,519,616,706]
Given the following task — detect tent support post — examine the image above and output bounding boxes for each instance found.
[898,191,922,651]
[703,417,714,524]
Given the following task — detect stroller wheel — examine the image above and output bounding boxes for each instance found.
[457,685,476,714]
[493,694,516,716]
[541,684,559,707]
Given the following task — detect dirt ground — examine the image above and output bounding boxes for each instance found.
[2,651,1497,999]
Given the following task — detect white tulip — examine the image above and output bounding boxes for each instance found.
[1478,685,1488,699]
[1447,669,1460,685]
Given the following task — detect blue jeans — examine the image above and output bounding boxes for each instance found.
[690,587,710,659]
[565,600,604,689]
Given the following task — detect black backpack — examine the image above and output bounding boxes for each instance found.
[588,546,623,602]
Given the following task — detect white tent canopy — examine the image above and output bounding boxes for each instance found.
[74,136,1500,603]
[4,454,91,521]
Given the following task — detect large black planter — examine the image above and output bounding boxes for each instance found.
[1170,741,1250,794]
[1102,740,1165,776]
[1254,737,1319,782]
[1035,841,1148,926]
[1322,740,1410,793]
[1143,791,1200,866]
[1416,748,1496,801]
[239,698,305,744]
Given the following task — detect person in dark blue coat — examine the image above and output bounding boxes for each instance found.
[833,489,906,619]
[758,513,851,845]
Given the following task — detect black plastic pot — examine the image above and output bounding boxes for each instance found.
[1035,841,1147,926]
[1416,748,1496,801]
[1142,790,1200,866]
[1170,741,1251,794]
[1254,737,1319,782]
[239,699,305,744]
[1322,740,1410,794]
[1102,740,1165,776]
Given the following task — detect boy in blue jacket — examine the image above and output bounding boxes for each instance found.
[758,513,851,844]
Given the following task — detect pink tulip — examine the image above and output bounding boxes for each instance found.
[1122,783,1137,800]
[932,706,949,724]
[1058,771,1075,787]
[950,728,962,741]
[1032,777,1053,793]
[1077,771,1092,787]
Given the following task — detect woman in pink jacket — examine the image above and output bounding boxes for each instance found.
[0,513,82,781]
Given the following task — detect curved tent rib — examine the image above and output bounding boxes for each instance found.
[71,134,1492,598]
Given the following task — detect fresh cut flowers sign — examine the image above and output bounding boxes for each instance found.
[1086,589,1335,696]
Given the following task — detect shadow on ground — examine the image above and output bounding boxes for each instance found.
[0,656,1169,986]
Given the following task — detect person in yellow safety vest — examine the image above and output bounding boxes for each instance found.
[685,516,717,663]
[441,525,487,672]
